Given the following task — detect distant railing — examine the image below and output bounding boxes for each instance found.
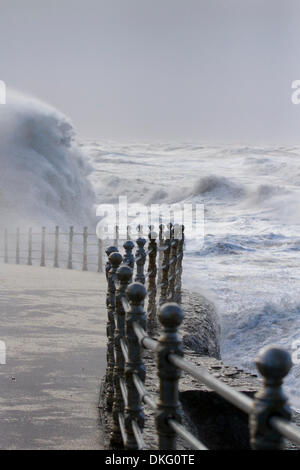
[2,226,104,272]
[104,226,300,450]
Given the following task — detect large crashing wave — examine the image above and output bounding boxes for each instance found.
[0,90,95,229]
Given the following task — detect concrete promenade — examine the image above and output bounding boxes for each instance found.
[0,264,107,449]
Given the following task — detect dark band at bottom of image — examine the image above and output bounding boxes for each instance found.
[98,450,299,466]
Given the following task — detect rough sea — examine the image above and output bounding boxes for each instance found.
[85,139,300,410]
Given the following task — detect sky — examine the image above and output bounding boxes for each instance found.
[1,0,300,143]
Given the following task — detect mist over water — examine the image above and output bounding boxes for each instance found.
[0,91,95,230]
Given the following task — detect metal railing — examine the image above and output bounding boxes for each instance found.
[105,224,184,337]
[1,224,184,283]
[2,226,104,272]
[104,228,300,450]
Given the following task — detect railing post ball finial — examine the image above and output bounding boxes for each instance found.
[105,245,119,280]
[105,246,119,304]
[136,237,147,247]
[117,264,133,284]
[123,240,135,270]
[126,282,147,306]
[256,346,292,383]
[250,345,292,450]
[107,249,121,278]
[156,302,184,450]
[106,246,119,257]
[108,251,123,271]
[123,240,134,251]
[158,302,184,331]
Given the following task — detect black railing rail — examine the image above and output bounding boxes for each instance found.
[105,233,300,450]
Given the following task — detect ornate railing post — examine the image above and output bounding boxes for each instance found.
[16,228,20,265]
[67,226,73,270]
[159,232,171,305]
[97,238,103,273]
[106,251,123,410]
[54,226,59,268]
[249,345,292,450]
[4,229,8,264]
[147,229,158,333]
[40,227,46,267]
[123,240,135,271]
[125,282,147,450]
[167,227,178,302]
[27,228,32,266]
[156,303,184,450]
[135,237,146,284]
[111,264,133,446]
[105,246,119,280]
[82,226,88,271]
[174,225,184,304]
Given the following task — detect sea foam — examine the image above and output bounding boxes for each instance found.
[0,90,95,229]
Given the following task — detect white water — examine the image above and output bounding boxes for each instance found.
[0,91,95,229]
[84,140,300,410]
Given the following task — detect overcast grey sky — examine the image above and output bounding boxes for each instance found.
[1,0,300,143]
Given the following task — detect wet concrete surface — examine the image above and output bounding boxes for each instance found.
[0,264,107,449]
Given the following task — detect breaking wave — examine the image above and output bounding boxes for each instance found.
[191,175,246,200]
[0,90,95,229]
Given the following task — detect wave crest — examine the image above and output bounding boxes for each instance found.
[0,90,95,228]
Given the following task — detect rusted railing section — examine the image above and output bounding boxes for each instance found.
[104,235,300,451]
